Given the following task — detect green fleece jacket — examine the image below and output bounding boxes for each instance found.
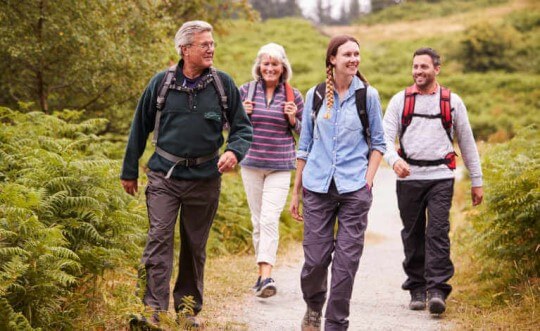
[121,60,253,180]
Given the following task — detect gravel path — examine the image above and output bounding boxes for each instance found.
[242,167,451,330]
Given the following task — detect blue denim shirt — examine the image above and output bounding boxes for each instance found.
[297,77,386,194]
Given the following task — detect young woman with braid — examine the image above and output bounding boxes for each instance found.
[290,35,386,331]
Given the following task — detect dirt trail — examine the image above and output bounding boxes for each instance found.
[241,167,451,330]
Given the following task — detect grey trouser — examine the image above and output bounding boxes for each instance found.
[141,170,221,314]
[301,181,372,331]
[397,179,454,298]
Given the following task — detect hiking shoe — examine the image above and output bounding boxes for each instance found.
[409,290,426,310]
[252,275,262,292]
[428,291,446,315]
[301,307,322,331]
[176,312,201,329]
[255,277,277,298]
[129,314,162,331]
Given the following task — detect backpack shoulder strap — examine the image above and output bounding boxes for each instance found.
[311,82,326,123]
[210,67,230,127]
[402,85,416,130]
[246,80,257,102]
[153,65,177,145]
[355,87,370,149]
[210,67,228,111]
[439,86,453,141]
[285,82,295,103]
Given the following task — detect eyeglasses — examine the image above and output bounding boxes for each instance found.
[188,42,217,51]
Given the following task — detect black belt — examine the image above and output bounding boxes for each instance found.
[156,147,219,179]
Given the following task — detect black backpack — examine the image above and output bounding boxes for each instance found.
[311,82,371,150]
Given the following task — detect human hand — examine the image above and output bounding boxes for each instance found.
[471,186,483,206]
[243,100,254,115]
[284,101,297,126]
[289,192,303,222]
[121,179,138,196]
[393,159,410,178]
[217,151,238,173]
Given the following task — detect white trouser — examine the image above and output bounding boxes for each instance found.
[240,167,291,266]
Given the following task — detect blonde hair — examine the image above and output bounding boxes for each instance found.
[251,43,293,83]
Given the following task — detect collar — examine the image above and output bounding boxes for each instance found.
[410,82,439,95]
[177,59,211,80]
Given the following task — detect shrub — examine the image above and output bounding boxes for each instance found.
[460,21,519,72]
[470,126,539,284]
[0,107,146,329]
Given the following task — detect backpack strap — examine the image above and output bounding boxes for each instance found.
[401,85,416,138]
[440,86,452,142]
[355,87,370,150]
[210,67,229,127]
[285,82,295,103]
[152,65,177,146]
[246,80,257,103]
[311,82,326,124]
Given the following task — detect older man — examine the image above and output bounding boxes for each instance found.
[383,47,483,315]
[121,20,252,327]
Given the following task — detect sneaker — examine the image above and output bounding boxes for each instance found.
[255,277,277,298]
[428,291,446,315]
[409,290,426,310]
[301,307,322,331]
[252,276,262,292]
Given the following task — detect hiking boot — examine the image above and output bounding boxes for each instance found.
[301,307,322,331]
[255,277,277,298]
[409,290,426,310]
[428,291,446,315]
[176,311,201,329]
[252,275,262,292]
[129,314,163,331]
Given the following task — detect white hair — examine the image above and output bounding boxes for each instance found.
[174,20,213,57]
[251,43,293,83]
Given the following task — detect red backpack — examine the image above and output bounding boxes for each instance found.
[398,85,457,169]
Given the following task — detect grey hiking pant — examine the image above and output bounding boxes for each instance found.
[301,181,372,331]
[141,170,221,314]
[397,179,454,298]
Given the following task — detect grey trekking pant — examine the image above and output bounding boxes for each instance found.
[301,181,372,331]
[141,170,221,314]
[397,179,454,298]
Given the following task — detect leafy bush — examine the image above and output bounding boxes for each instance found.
[470,126,539,284]
[0,107,146,329]
[460,21,519,72]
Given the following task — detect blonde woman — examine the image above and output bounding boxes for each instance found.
[290,35,385,330]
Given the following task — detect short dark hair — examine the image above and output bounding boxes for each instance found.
[413,47,441,67]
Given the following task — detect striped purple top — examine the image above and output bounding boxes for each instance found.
[239,80,304,170]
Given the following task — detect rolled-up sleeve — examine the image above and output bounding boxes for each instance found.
[367,86,386,155]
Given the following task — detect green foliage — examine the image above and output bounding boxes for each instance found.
[214,19,329,95]
[460,21,519,72]
[0,107,146,329]
[0,0,256,133]
[360,0,507,25]
[470,127,539,286]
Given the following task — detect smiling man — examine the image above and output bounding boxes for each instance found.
[383,47,483,316]
[121,20,252,328]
